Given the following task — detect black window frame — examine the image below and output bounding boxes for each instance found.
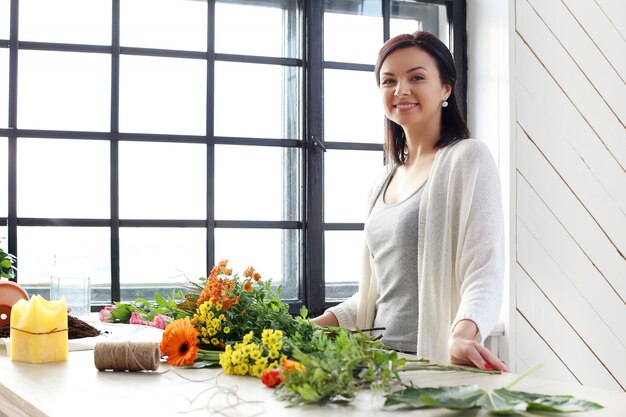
[0,0,466,317]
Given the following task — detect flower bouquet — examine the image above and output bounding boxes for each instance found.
[101,260,604,413]
[102,260,407,404]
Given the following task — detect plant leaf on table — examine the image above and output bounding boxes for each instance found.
[384,364,603,414]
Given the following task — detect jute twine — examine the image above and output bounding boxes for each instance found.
[94,340,160,372]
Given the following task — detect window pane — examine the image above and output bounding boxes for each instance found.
[0,137,6,217]
[120,0,207,51]
[0,49,7,128]
[0,227,6,250]
[324,69,382,143]
[214,62,300,139]
[18,50,111,131]
[0,0,8,39]
[119,227,205,300]
[19,0,111,45]
[17,226,111,302]
[216,1,298,58]
[325,149,383,223]
[17,139,110,218]
[391,1,449,46]
[215,145,299,221]
[325,230,362,286]
[119,142,206,220]
[324,0,383,64]
[119,55,206,135]
[215,228,299,300]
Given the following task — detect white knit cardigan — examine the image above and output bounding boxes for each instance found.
[328,139,505,362]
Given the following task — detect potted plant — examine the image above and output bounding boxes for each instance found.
[0,246,28,333]
[0,247,17,280]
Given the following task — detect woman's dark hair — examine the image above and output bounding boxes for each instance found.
[375,31,470,165]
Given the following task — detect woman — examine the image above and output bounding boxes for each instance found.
[312,31,508,371]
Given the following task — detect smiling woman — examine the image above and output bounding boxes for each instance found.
[314,31,506,372]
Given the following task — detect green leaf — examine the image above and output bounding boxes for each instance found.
[495,388,603,413]
[110,307,131,322]
[477,389,527,414]
[384,385,603,413]
[0,259,11,268]
[299,305,308,319]
[386,385,485,410]
[296,384,321,402]
[154,293,167,308]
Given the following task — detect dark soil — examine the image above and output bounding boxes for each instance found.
[68,315,101,339]
[0,316,102,339]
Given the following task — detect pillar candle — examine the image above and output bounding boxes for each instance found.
[10,295,68,364]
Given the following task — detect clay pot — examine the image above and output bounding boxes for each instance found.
[0,281,29,328]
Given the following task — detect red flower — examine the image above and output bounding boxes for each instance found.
[261,368,281,388]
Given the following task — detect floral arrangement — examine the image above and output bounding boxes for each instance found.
[100,260,603,413]
[102,260,407,403]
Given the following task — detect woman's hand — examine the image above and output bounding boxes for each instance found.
[449,319,509,372]
[311,311,339,327]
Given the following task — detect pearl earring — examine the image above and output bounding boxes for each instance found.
[442,100,449,108]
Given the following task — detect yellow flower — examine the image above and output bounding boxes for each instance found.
[242,331,254,344]
[223,326,230,334]
[256,356,268,369]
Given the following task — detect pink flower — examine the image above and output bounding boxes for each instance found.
[129,311,151,326]
[151,314,172,330]
[99,306,116,323]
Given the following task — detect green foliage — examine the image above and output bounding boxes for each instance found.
[217,278,294,344]
[275,328,406,405]
[110,291,188,323]
[384,385,603,414]
[0,247,17,280]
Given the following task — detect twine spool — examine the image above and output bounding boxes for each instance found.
[94,340,160,372]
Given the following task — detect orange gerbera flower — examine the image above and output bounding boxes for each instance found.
[243,266,255,278]
[243,280,253,292]
[160,318,200,366]
[252,272,262,282]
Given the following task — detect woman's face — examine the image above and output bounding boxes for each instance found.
[379,46,451,133]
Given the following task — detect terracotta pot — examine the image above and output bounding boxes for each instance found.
[0,281,29,328]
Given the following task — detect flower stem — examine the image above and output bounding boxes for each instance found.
[505,363,542,389]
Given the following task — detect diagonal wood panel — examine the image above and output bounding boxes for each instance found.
[517,206,626,389]
[594,0,626,40]
[515,311,579,385]
[517,174,626,346]
[562,0,626,80]
[517,79,626,272]
[516,0,626,168]
[515,125,625,306]
[515,262,621,390]
[513,0,626,393]
[526,0,626,123]
[515,38,626,215]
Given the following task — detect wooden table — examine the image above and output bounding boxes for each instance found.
[0,329,624,417]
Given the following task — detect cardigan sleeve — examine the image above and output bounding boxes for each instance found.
[450,142,505,343]
[326,294,358,329]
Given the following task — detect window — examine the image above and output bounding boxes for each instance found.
[0,0,465,316]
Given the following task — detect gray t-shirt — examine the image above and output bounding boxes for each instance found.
[364,175,427,353]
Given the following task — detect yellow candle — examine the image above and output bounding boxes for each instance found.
[10,295,68,364]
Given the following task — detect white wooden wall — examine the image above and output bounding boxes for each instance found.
[513,0,626,391]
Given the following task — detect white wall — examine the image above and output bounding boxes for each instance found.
[468,0,626,392]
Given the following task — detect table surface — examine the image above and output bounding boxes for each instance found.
[0,324,625,417]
